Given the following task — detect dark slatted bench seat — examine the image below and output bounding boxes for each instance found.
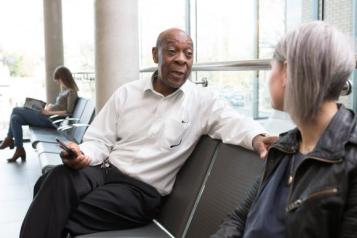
[29,97,263,237]
[75,136,264,238]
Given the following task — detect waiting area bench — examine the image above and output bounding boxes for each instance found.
[30,97,95,173]
[29,99,264,237]
[75,136,264,238]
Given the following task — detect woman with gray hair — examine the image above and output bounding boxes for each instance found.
[212,21,356,238]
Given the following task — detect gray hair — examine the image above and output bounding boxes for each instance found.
[273,21,355,124]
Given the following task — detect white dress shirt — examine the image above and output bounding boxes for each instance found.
[80,76,266,195]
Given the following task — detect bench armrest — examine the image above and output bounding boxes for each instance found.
[57,125,72,131]
[58,123,90,132]
[52,117,80,126]
[49,114,68,120]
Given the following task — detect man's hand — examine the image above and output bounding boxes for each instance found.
[60,142,90,170]
[252,134,278,160]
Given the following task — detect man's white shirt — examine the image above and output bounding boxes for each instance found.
[80,77,266,195]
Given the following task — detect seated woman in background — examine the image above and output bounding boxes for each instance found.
[0,66,78,162]
[212,21,357,238]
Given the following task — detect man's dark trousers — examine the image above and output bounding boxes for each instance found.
[20,164,162,238]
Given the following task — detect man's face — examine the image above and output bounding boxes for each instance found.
[152,30,193,94]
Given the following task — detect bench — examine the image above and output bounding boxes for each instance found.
[75,136,264,238]
[30,97,95,173]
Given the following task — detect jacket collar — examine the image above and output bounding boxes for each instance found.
[273,104,357,162]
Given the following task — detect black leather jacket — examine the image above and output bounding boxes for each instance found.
[212,105,357,238]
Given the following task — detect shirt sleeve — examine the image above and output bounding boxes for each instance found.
[79,89,121,165]
[202,91,267,150]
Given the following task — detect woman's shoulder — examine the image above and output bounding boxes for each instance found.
[62,88,78,96]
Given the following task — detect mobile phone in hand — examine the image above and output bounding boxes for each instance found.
[56,138,76,159]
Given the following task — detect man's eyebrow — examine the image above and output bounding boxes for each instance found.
[163,39,193,48]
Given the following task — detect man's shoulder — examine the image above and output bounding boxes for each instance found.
[116,78,147,94]
[123,78,147,88]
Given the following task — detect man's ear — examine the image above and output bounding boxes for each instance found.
[152,47,158,63]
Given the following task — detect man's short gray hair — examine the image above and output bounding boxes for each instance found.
[273,21,355,124]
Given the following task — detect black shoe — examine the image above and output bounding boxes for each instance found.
[0,137,14,150]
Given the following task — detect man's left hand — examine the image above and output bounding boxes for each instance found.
[252,134,278,160]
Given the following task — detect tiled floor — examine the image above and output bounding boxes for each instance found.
[0,143,41,238]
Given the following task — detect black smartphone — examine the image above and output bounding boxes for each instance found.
[56,138,76,159]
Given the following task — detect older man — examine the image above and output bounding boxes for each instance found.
[20,28,274,238]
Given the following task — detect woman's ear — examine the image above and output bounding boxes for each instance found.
[282,61,288,87]
[152,47,158,63]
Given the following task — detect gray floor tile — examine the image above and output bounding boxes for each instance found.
[0,183,32,202]
[0,169,36,186]
[0,199,31,223]
[0,142,40,237]
[0,221,22,238]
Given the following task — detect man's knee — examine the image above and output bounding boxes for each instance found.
[33,165,79,196]
[50,165,77,178]
[39,165,76,187]
[33,166,72,196]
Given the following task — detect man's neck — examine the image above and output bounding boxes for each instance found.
[152,77,177,96]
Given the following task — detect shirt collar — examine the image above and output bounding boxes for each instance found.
[144,70,191,96]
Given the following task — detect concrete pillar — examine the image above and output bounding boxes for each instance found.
[43,0,63,103]
[95,0,139,111]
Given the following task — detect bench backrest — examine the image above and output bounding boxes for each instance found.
[71,99,96,143]
[72,97,88,119]
[156,136,220,237]
[184,143,265,238]
[61,97,88,138]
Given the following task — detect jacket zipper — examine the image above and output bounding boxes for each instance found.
[286,187,338,212]
[261,144,342,213]
[286,155,341,212]
[287,155,343,186]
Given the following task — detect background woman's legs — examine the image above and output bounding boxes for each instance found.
[2,107,54,162]
[9,107,53,147]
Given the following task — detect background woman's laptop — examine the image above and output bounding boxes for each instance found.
[24,97,46,111]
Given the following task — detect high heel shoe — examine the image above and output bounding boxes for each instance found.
[0,137,14,150]
[7,147,26,162]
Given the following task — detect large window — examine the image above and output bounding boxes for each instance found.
[0,0,45,138]
[62,0,95,99]
[195,0,257,62]
[138,0,356,134]
[62,0,95,72]
[323,0,356,109]
[138,0,186,68]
